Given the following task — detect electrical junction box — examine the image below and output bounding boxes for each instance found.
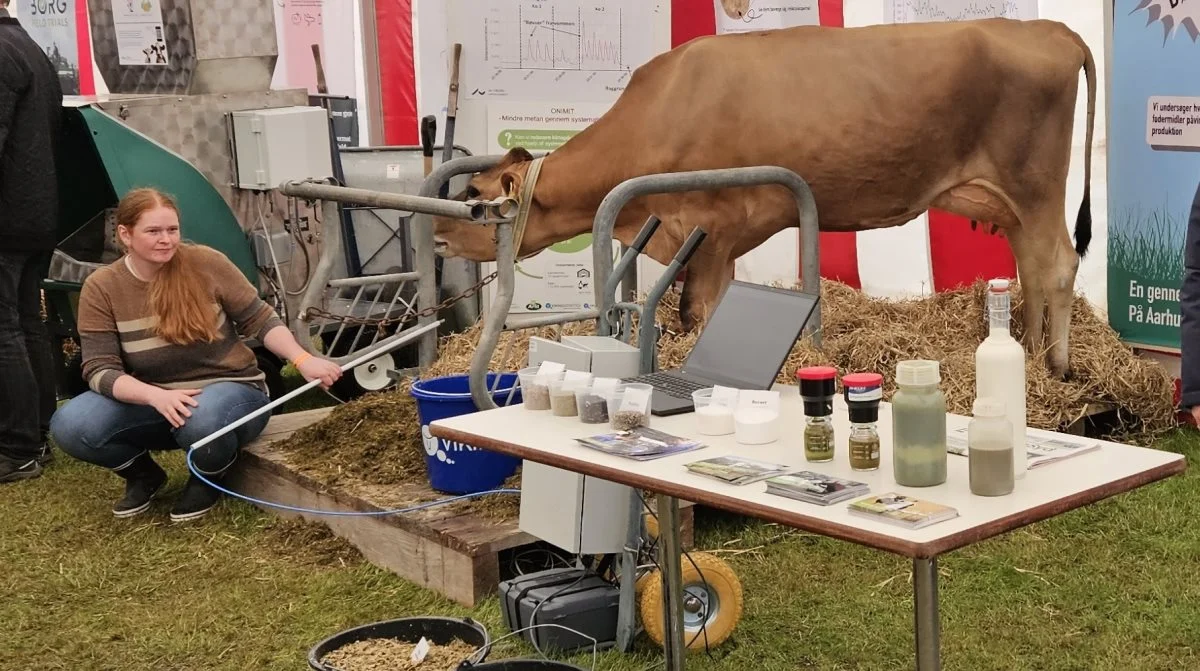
[520,337,636,555]
[229,106,333,190]
[527,336,639,379]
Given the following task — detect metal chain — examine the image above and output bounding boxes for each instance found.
[301,270,499,334]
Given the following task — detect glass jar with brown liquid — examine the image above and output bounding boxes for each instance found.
[797,366,838,462]
[842,372,883,471]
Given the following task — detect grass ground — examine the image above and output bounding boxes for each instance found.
[3,377,1199,670]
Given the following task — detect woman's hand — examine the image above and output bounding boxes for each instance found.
[297,356,343,389]
[149,387,201,428]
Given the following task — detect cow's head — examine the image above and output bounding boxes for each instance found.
[432,147,538,262]
[720,0,750,19]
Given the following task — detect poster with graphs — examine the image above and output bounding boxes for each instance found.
[461,0,659,102]
[1108,0,1200,349]
[888,0,1037,23]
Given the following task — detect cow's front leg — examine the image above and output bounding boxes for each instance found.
[679,252,735,332]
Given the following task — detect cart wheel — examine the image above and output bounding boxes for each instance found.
[639,551,743,650]
[635,568,656,598]
[643,512,659,540]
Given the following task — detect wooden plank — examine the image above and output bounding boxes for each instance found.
[225,449,493,606]
[232,410,697,606]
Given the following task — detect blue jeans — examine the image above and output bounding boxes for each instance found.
[49,382,271,475]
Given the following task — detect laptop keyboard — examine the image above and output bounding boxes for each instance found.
[634,371,710,399]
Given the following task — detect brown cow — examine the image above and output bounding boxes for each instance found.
[432,18,1097,379]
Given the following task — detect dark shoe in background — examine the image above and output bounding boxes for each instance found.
[0,455,41,483]
[111,452,168,518]
[169,473,222,523]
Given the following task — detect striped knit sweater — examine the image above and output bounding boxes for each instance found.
[77,245,285,398]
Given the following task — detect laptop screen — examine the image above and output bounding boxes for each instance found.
[681,281,819,389]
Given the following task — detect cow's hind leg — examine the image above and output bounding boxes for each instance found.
[1006,211,1079,379]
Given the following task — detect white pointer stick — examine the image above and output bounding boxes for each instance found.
[189,319,445,451]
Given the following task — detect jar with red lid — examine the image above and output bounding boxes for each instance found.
[842,372,883,471]
[797,366,837,462]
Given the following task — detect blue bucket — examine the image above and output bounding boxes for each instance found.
[410,372,523,495]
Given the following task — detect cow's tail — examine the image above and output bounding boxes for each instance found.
[1072,31,1096,258]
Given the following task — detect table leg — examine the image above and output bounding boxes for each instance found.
[913,556,940,671]
[616,487,642,652]
[657,495,686,671]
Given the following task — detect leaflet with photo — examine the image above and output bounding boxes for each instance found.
[576,427,705,461]
[847,492,959,529]
[685,455,793,485]
[764,470,870,505]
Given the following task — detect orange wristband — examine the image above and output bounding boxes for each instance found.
[292,352,313,367]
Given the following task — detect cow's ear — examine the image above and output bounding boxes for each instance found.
[500,168,523,199]
[498,146,534,168]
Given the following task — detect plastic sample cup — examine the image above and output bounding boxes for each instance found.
[517,366,558,411]
[693,388,735,436]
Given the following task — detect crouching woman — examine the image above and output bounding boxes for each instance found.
[49,187,342,522]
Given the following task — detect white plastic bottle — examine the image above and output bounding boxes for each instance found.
[975,279,1027,478]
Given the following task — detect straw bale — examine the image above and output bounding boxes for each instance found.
[272,277,1177,520]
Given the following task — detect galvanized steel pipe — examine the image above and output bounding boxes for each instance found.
[279,180,488,221]
[591,166,822,345]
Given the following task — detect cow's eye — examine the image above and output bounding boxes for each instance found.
[466,186,480,199]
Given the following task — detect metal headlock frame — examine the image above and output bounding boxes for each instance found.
[284,160,824,670]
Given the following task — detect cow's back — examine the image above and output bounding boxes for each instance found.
[613,18,1088,229]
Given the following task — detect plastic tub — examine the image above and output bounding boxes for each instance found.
[307,616,491,670]
[607,383,653,431]
[517,366,559,411]
[410,372,523,494]
[693,388,735,436]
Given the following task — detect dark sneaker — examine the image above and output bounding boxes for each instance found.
[0,456,42,483]
[112,453,169,518]
[36,443,54,467]
[169,475,222,523]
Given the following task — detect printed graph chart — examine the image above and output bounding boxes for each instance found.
[891,0,1037,23]
[464,0,655,101]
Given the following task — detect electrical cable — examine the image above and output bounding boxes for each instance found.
[462,623,599,671]
[183,448,517,518]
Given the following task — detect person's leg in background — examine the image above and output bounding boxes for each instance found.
[0,251,49,482]
[20,252,56,465]
[48,391,173,516]
[168,381,271,523]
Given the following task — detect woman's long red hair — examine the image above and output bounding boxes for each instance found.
[116,188,219,345]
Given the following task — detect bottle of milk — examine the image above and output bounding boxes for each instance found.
[974,279,1027,478]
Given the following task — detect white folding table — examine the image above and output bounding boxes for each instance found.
[430,384,1185,670]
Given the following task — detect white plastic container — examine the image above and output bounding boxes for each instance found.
[693,387,738,436]
[733,389,780,445]
[518,362,564,412]
[607,383,653,431]
[974,279,1027,477]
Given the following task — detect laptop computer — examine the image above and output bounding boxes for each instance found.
[624,280,820,416]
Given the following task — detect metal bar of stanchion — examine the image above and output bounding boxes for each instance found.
[188,319,443,451]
